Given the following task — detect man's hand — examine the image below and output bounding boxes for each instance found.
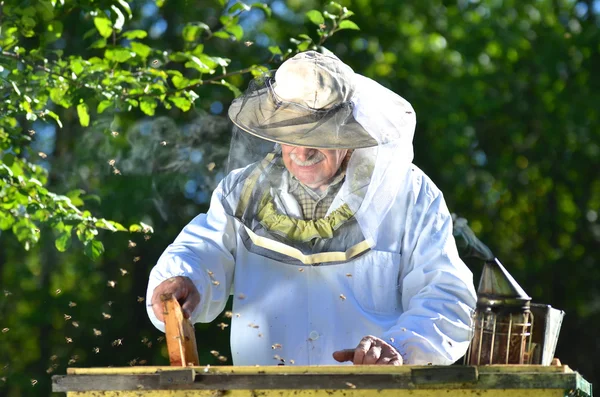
[151,276,200,322]
[332,335,403,365]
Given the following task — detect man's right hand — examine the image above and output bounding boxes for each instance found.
[151,276,201,322]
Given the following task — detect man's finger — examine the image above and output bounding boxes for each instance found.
[332,349,356,362]
[353,336,373,364]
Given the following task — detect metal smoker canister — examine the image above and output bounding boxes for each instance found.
[466,258,535,365]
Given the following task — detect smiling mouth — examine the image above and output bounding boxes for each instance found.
[290,152,325,167]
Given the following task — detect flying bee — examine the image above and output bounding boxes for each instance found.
[244,41,254,47]
[160,141,167,146]
[133,256,141,262]
[1,328,8,333]
[289,359,295,364]
[339,294,346,301]
[223,311,233,318]
[65,337,73,343]
[68,301,77,308]
[119,268,128,276]
[248,323,259,329]
[113,168,121,175]
[128,240,137,248]
[93,347,100,354]
[55,289,62,295]
[217,356,228,362]
[345,382,356,389]
[72,321,79,328]
[271,344,282,350]
[298,268,304,272]
[31,379,38,386]
[50,355,58,361]
[38,152,47,159]
[210,350,219,357]
[93,328,102,336]
[102,313,112,320]
[217,323,228,330]
[111,131,119,137]
[112,338,124,347]
[64,314,72,321]
[346,273,352,277]
[107,280,116,288]
[108,159,116,166]
[237,293,246,300]
[157,336,165,342]
[137,296,145,303]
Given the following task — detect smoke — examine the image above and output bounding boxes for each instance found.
[452,216,495,261]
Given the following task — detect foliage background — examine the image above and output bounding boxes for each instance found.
[0,0,599,395]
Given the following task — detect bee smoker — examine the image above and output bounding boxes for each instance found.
[465,257,534,364]
[453,217,563,365]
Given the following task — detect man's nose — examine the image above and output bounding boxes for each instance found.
[294,148,316,161]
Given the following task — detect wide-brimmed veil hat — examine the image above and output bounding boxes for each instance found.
[228,51,377,149]
[222,50,417,265]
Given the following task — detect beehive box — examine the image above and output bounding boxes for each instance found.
[52,364,592,397]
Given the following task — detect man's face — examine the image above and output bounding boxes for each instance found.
[281,145,348,190]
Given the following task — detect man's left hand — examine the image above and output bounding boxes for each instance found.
[332,335,403,365]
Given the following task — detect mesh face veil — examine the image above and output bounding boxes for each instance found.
[222,51,416,265]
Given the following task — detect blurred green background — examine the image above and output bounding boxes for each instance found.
[0,0,599,395]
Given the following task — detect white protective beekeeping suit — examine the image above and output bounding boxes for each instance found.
[147,51,477,365]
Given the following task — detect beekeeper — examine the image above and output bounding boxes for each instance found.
[147,51,477,366]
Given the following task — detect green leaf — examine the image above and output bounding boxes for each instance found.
[306,10,325,25]
[183,24,201,42]
[251,3,271,17]
[89,38,107,49]
[297,41,311,51]
[268,46,282,55]
[229,2,251,13]
[105,47,133,63]
[84,239,104,260]
[131,42,151,59]
[213,31,231,39]
[110,5,126,31]
[169,97,192,111]
[172,75,190,89]
[338,20,360,30]
[129,224,142,232]
[220,80,242,98]
[93,17,113,38]
[55,231,72,252]
[77,103,90,127]
[45,110,63,128]
[139,98,157,116]
[122,30,147,40]
[97,100,112,114]
[226,25,244,41]
[116,0,133,18]
[0,212,15,231]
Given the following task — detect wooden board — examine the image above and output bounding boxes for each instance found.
[161,294,199,367]
[52,365,592,397]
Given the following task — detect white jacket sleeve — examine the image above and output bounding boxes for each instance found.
[146,181,237,332]
[382,176,477,365]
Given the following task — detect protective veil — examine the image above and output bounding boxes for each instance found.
[222,51,416,265]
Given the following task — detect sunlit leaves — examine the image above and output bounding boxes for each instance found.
[105,47,133,63]
[122,30,147,40]
[306,10,325,25]
[93,17,113,38]
[76,103,90,127]
[84,239,104,261]
[338,20,360,31]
